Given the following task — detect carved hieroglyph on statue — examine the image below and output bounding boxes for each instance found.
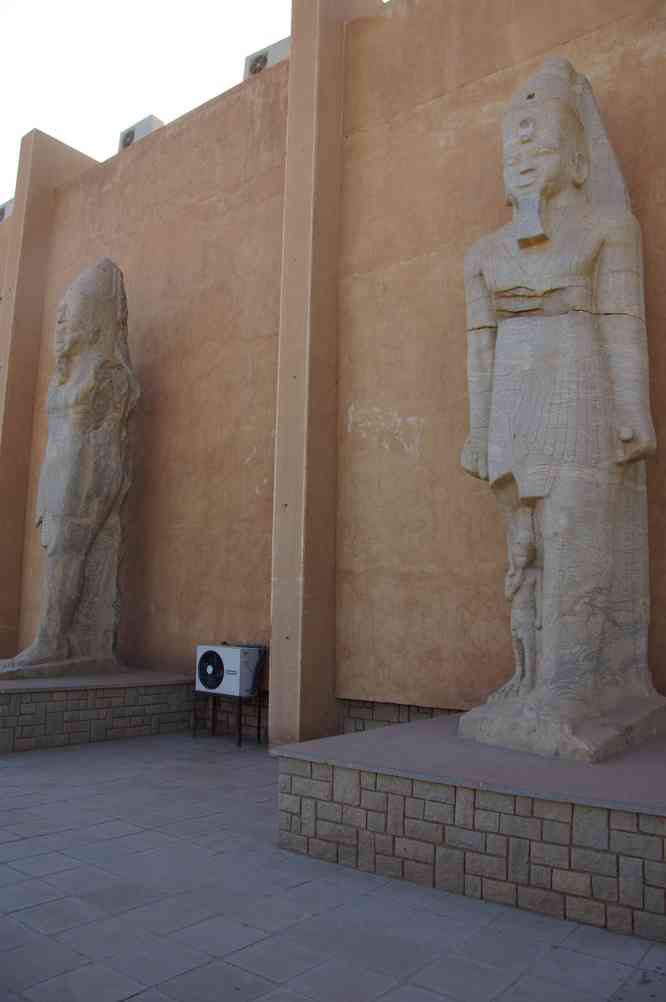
[458,59,666,761]
[0,259,140,677]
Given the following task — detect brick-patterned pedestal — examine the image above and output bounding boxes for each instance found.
[274,715,666,943]
[338,699,453,733]
[0,673,193,753]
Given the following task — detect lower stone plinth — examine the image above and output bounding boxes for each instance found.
[0,671,193,753]
[0,657,122,681]
[272,715,666,943]
[459,689,666,763]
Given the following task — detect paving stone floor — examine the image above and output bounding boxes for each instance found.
[0,735,664,1002]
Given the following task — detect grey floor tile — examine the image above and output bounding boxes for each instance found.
[23,962,144,1002]
[0,865,28,888]
[382,909,482,951]
[0,835,73,865]
[326,898,410,933]
[45,865,124,896]
[0,939,89,993]
[563,926,651,967]
[70,821,145,843]
[121,896,221,936]
[56,914,164,960]
[332,927,441,979]
[8,853,80,878]
[489,909,577,944]
[165,914,268,957]
[417,893,507,927]
[260,992,321,1002]
[0,878,64,914]
[0,828,21,845]
[641,943,666,974]
[497,974,603,1001]
[451,926,551,971]
[79,880,163,916]
[286,958,397,1002]
[530,947,634,998]
[222,893,318,933]
[412,951,521,1001]
[159,959,275,1001]
[118,992,171,1002]
[3,821,75,839]
[0,914,46,952]
[13,895,109,934]
[227,938,328,983]
[369,883,455,912]
[269,915,355,959]
[95,847,228,893]
[610,969,666,1000]
[105,939,211,987]
[380,988,457,1002]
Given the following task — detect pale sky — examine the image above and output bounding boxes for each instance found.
[0,0,292,204]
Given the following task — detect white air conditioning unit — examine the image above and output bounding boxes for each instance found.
[243,37,291,80]
[118,114,164,152]
[195,644,265,697]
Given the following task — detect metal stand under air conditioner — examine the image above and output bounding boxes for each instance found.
[191,649,267,747]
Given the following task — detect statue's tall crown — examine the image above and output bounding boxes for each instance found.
[507,58,581,118]
[505,58,630,212]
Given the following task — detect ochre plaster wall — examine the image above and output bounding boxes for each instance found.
[337,0,666,709]
[18,65,288,670]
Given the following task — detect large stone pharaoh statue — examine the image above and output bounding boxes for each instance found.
[458,59,666,761]
[0,259,139,676]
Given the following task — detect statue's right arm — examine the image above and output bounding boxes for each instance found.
[461,242,496,481]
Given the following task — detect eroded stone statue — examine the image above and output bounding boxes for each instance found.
[0,259,139,676]
[458,59,666,761]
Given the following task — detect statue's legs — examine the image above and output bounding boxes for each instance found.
[10,519,93,665]
[491,479,539,696]
[460,463,665,759]
[536,464,651,704]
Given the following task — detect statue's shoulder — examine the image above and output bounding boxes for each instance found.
[590,205,641,243]
[465,224,510,274]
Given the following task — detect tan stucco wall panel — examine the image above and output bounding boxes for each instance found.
[344,0,654,139]
[338,2,666,708]
[18,67,288,670]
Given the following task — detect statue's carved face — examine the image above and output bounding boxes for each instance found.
[503,103,586,207]
[55,270,110,363]
[55,298,78,361]
[54,282,96,382]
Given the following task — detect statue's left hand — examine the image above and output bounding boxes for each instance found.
[615,414,657,465]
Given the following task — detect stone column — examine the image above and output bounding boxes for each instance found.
[269,0,382,744]
[0,131,96,656]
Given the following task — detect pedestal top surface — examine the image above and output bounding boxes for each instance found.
[0,671,191,693]
[272,714,666,815]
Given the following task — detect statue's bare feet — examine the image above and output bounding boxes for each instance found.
[0,638,69,671]
[490,665,538,703]
[489,672,523,702]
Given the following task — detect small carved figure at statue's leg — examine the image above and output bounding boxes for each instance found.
[517,567,539,692]
[492,508,538,700]
[511,635,526,685]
